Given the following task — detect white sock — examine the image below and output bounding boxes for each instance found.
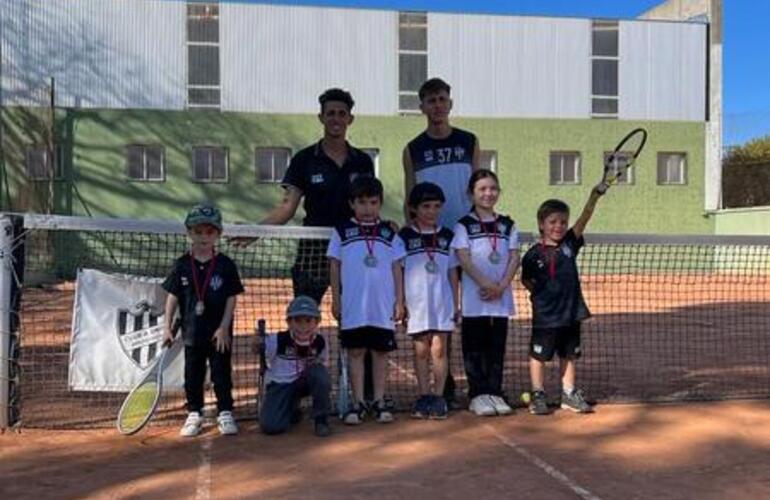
[563,385,574,395]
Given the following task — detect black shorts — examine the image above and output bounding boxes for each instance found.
[529,323,582,362]
[340,326,397,352]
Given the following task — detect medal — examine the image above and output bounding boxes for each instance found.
[488,251,501,265]
[190,252,217,317]
[357,217,379,269]
[476,210,501,265]
[421,225,439,275]
[425,260,438,274]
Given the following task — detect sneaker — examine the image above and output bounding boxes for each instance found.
[343,402,367,425]
[180,411,203,437]
[529,390,549,416]
[217,411,238,435]
[411,395,431,419]
[489,395,513,415]
[469,395,496,416]
[429,395,449,420]
[561,389,594,414]
[314,418,332,437]
[371,400,394,423]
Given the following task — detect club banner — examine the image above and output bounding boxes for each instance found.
[69,268,184,392]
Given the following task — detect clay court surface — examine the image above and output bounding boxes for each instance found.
[2,401,769,499]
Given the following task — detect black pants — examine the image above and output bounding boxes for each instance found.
[184,343,233,413]
[260,364,331,435]
[461,316,508,399]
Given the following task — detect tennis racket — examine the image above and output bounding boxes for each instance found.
[599,128,648,192]
[116,317,181,435]
[256,319,267,416]
[336,347,350,419]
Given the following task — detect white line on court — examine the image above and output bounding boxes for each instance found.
[485,424,602,500]
[195,437,212,500]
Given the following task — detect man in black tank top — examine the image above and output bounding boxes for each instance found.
[402,78,482,407]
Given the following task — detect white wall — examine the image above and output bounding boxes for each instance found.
[220,4,398,115]
[1,0,186,109]
[619,20,706,121]
[429,14,591,118]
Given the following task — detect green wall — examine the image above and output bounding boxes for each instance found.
[1,107,713,234]
[713,207,770,235]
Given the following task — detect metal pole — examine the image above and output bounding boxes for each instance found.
[0,215,13,428]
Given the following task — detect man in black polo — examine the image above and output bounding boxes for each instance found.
[261,88,374,304]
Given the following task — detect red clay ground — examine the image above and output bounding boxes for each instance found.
[2,400,769,500]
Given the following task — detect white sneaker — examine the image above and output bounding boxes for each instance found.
[469,395,496,416]
[489,395,513,415]
[180,411,203,437]
[217,411,238,435]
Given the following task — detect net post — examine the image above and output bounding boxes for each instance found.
[0,215,13,429]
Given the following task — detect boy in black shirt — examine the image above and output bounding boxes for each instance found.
[163,204,244,436]
[521,184,605,415]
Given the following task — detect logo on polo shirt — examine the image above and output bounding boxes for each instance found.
[210,275,223,291]
[311,173,324,184]
[408,238,422,250]
[424,150,434,163]
[497,222,507,234]
[345,227,359,239]
[454,146,466,159]
[562,246,573,258]
[438,237,449,248]
[381,227,392,239]
[469,223,481,234]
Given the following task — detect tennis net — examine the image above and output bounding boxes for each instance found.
[4,213,770,429]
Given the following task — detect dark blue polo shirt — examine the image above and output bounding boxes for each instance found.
[521,229,590,328]
[282,141,375,227]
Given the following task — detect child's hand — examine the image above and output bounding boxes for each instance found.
[213,328,231,353]
[331,300,341,322]
[594,181,609,196]
[453,306,462,324]
[393,301,407,324]
[162,325,176,347]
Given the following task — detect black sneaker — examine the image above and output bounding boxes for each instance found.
[314,418,332,437]
[529,390,549,415]
[343,402,367,425]
[411,395,431,419]
[429,395,449,420]
[561,389,594,414]
[371,400,394,423]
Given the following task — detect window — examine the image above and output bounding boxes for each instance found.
[591,20,619,118]
[480,150,497,172]
[187,3,220,108]
[126,145,165,181]
[25,145,64,180]
[602,151,634,185]
[361,148,380,177]
[549,152,581,185]
[192,146,228,182]
[657,153,687,185]
[398,12,427,112]
[255,147,291,183]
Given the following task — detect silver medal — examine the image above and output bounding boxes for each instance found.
[364,254,378,268]
[195,300,205,316]
[424,260,438,274]
[488,251,501,264]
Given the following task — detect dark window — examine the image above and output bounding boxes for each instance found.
[126,145,165,181]
[549,152,581,185]
[192,146,228,182]
[255,147,291,183]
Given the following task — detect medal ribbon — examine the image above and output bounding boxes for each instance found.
[190,252,217,308]
[356,218,378,259]
[538,244,557,280]
[423,226,438,266]
[475,211,498,255]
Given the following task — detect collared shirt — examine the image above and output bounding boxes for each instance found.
[265,330,329,385]
[162,252,244,346]
[451,213,519,318]
[326,219,397,331]
[282,140,375,227]
[521,229,591,328]
[393,225,458,334]
[407,128,477,228]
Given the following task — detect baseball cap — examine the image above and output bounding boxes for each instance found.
[184,203,223,230]
[286,295,321,319]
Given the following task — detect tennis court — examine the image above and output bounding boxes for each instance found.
[3,401,770,499]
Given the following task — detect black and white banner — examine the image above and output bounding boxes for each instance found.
[69,269,184,391]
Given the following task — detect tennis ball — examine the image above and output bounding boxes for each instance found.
[520,391,531,405]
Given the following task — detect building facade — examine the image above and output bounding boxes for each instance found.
[1,0,717,233]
